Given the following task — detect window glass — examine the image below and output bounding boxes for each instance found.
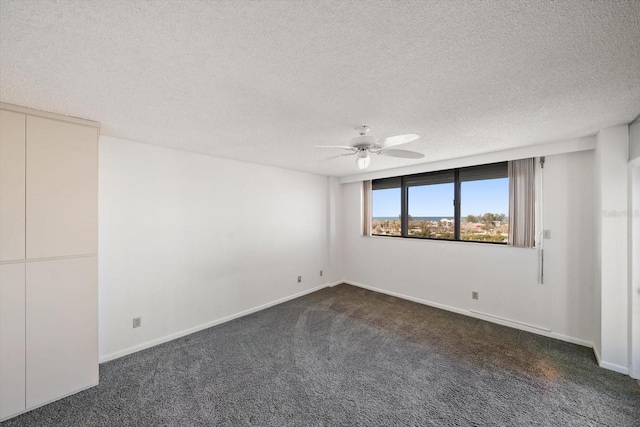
[460,177,509,243]
[407,183,455,239]
[372,187,401,236]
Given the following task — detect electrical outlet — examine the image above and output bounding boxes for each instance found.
[320,270,323,277]
[297,276,302,283]
[543,229,551,239]
[133,317,141,328]
[472,291,479,300]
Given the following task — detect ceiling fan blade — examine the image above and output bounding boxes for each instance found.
[381,134,420,147]
[313,145,357,150]
[306,152,356,166]
[377,149,425,159]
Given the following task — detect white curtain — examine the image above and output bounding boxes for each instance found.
[362,180,372,236]
[508,158,535,247]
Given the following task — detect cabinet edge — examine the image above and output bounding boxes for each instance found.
[0,103,100,128]
[0,253,98,265]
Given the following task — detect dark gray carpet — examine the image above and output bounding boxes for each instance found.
[3,284,639,426]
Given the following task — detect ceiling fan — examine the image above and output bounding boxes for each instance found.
[311,126,424,170]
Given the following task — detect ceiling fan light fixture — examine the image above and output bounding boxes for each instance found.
[312,126,422,171]
[356,151,370,170]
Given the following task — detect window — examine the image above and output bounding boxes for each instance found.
[371,177,401,236]
[407,170,455,239]
[459,163,509,243]
[371,162,510,244]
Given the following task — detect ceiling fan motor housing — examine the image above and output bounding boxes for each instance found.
[350,135,378,149]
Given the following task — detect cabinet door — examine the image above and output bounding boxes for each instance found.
[26,257,98,409]
[0,263,26,420]
[0,110,26,262]
[26,116,98,259]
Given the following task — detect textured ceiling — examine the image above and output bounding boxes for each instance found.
[1,0,639,177]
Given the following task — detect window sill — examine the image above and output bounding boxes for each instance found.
[364,234,536,249]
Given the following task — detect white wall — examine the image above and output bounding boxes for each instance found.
[341,150,595,346]
[595,126,629,374]
[630,120,640,161]
[629,159,640,378]
[541,151,595,343]
[99,136,335,361]
[593,138,603,359]
[340,137,596,184]
[629,120,640,378]
[326,177,344,283]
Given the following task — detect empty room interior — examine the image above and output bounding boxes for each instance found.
[1,1,639,425]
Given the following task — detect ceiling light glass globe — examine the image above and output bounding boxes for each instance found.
[356,152,371,170]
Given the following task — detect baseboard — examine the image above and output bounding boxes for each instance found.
[343,280,472,316]
[99,282,332,363]
[548,332,592,348]
[342,280,594,349]
[598,360,629,375]
[593,345,602,365]
[591,345,629,375]
[0,381,98,422]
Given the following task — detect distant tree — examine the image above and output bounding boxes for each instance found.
[466,214,477,223]
[479,213,504,229]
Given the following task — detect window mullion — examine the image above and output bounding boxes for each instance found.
[454,169,461,240]
[401,176,408,237]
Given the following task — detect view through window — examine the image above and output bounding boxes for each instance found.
[407,170,455,239]
[460,177,509,242]
[371,162,509,243]
[372,181,401,236]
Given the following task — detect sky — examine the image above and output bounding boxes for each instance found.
[372,178,509,217]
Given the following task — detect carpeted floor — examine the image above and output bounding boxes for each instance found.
[3,284,639,426]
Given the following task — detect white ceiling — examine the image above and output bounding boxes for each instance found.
[1,1,639,177]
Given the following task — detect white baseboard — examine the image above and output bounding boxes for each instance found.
[599,360,629,375]
[342,280,472,315]
[548,332,593,348]
[342,280,594,348]
[99,282,332,363]
[593,344,602,365]
[591,343,629,375]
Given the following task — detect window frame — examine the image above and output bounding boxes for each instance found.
[371,162,508,245]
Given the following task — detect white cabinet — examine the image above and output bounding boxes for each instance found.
[26,257,98,408]
[0,264,26,419]
[26,116,98,259]
[0,103,98,421]
[0,110,26,262]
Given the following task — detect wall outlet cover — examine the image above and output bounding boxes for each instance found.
[297,276,302,283]
[133,317,141,328]
[472,291,479,300]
